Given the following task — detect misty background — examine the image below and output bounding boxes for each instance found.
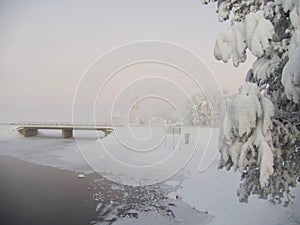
[0,0,254,123]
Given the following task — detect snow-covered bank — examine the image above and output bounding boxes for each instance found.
[173,156,300,225]
[0,125,299,225]
[167,127,300,225]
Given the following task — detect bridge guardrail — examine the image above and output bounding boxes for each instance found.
[13,121,112,127]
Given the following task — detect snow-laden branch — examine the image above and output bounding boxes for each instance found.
[219,83,274,187]
[282,46,300,104]
[214,11,274,67]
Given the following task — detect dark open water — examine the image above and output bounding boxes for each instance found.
[0,156,98,225]
[0,155,211,225]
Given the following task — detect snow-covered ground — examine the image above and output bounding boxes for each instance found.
[0,125,299,224]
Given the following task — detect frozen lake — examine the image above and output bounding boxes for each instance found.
[0,124,299,225]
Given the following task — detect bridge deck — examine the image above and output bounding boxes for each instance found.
[15,123,114,138]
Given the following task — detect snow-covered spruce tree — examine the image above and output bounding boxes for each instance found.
[186,95,211,126]
[184,92,224,127]
[185,94,212,126]
[203,0,300,204]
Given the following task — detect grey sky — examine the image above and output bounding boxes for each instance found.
[0,0,254,122]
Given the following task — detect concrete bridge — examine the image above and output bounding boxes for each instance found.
[15,122,114,138]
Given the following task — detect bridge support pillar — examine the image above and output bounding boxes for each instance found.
[20,128,38,137]
[105,130,112,137]
[62,129,73,138]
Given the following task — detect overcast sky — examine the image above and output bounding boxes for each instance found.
[0,0,254,123]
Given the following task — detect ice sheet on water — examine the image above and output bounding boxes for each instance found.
[165,180,180,187]
[109,202,212,225]
[0,125,93,174]
[90,176,212,225]
[0,125,23,141]
[1,125,299,225]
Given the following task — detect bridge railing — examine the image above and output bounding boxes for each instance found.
[13,121,112,127]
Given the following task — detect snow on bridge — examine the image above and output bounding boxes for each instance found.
[14,122,114,138]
